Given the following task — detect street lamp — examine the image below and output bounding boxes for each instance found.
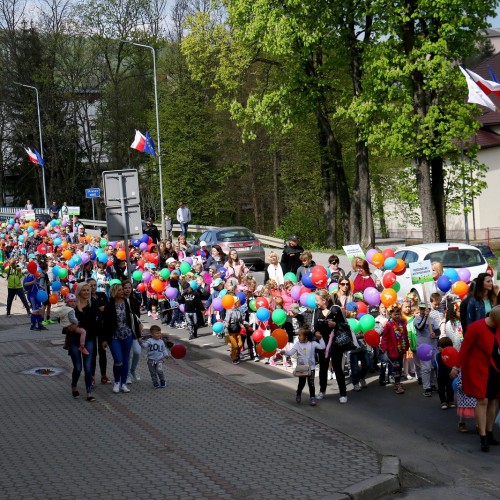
[14,82,48,209]
[120,40,166,237]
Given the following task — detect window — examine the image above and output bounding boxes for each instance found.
[216,229,254,242]
[424,250,484,268]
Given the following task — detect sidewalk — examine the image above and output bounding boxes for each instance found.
[0,305,401,500]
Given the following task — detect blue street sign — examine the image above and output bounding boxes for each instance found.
[85,188,101,199]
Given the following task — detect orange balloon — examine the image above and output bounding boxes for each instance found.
[221,294,235,310]
[60,286,70,296]
[62,250,73,260]
[271,328,288,349]
[49,293,59,304]
[116,250,126,261]
[380,288,397,307]
[256,343,276,358]
[61,241,68,249]
[371,253,384,268]
[452,280,468,297]
[151,279,164,293]
[86,235,92,243]
[393,258,406,273]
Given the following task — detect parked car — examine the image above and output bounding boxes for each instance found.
[191,227,266,270]
[393,243,493,301]
[473,243,495,259]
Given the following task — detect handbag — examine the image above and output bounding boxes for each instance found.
[333,322,355,352]
[293,362,311,377]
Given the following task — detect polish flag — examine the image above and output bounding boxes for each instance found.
[460,66,500,99]
[24,147,45,167]
[131,130,156,156]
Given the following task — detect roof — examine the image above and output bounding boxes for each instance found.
[469,128,500,149]
[396,243,479,252]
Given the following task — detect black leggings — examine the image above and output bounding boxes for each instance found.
[297,369,316,398]
[91,335,107,377]
[322,348,347,397]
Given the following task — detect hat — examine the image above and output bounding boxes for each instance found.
[166,257,176,264]
[65,293,76,303]
[419,302,427,309]
[200,241,207,247]
[289,235,298,242]
[353,292,364,301]
[147,217,152,222]
[28,253,36,259]
[212,278,224,287]
[388,303,402,313]
[146,262,156,269]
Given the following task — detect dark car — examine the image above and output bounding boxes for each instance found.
[35,213,53,224]
[473,244,495,259]
[192,226,266,270]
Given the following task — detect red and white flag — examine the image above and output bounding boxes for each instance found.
[459,66,497,112]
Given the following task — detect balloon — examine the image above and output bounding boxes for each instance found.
[67,259,76,269]
[284,272,297,283]
[452,377,459,392]
[171,344,187,359]
[218,267,226,279]
[189,279,199,290]
[382,249,395,260]
[165,287,178,300]
[347,318,361,333]
[391,281,400,293]
[27,261,37,274]
[364,330,380,348]
[441,346,460,368]
[382,272,397,289]
[359,314,376,332]
[219,289,227,298]
[137,283,146,292]
[160,268,170,280]
[132,239,141,247]
[99,238,108,248]
[132,270,143,281]
[416,344,433,361]
[366,249,378,264]
[301,272,314,289]
[261,336,278,353]
[346,301,358,311]
[139,242,148,251]
[98,253,108,264]
[58,268,68,279]
[222,294,235,310]
[255,297,269,309]
[299,293,309,307]
[311,266,328,288]
[256,307,270,321]
[371,253,384,268]
[236,291,246,305]
[116,250,126,261]
[364,287,381,306]
[49,293,59,305]
[299,286,311,297]
[51,281,62,292]
[306,293,317,309]
[179,304,186,313]
[180,262,191,275]
[248,299,257,312]
[213,322,224,334]
[271,328,288,349]
[457,268,471,283]
[256,343,275,358]
[437,276,452,293]
[53,238,62,247]
[452,280,468,297]
[271,309,287,326]
[80,253,89,264]
[36,290,48,303]
[151,279,164,293]
[140,234,149,243]
[106,260,114,267]
[393,258,406,274]
[380,288,397,307]
[109,279,121,287]
[290,285,301,301]
[62,250,73,260]
[384,257,397,271]
[252,329,265,343]
[60,286,70,296]
[142,272,152,283]
[356,301,368,314]
[443,268,459,284]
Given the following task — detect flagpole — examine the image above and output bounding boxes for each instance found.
[120,40,166,239]
[14,82,48,209]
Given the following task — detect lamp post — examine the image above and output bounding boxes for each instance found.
[14,82,48,209]
[120,40,166,238]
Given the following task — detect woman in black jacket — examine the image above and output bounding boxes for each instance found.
[312,289,347,403]
[103,283,136,394]
[123,279,143,383]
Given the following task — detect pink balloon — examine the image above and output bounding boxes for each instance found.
[203,272,212,285]
[291,285,301,301]
[184,257,193,266]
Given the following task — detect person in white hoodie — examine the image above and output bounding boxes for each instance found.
[281,327,325,406]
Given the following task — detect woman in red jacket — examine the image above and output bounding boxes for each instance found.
[459,305,500,452]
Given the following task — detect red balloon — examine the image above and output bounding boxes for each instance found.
[252,329,265,343]
[255,297,269,309]
[299,286,311,297]
[40,229,47,237]
[137,283,146,292]
[137,259,145,269]
[106,259,114,267]
[364,330,380,348]
[311,266,327,276]
[382,272,397,288]
[171,344,187,359]
[27,261,37,274]
[37,244,47,255]
[311,267,328,288]
[441,346,460,368]
[356,302,368,314]
[382,249,395,260]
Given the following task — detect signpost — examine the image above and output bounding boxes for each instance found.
[85,188,101,221]
[67,206,80,216]
[342,244,366,261]
[409,260,434,304]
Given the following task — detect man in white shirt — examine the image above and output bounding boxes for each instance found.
[176,201,191,237]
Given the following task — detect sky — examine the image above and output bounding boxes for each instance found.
[488,7,500,27]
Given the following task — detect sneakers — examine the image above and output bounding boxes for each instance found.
[379,379,387,386]
[41,320,49,326]
[406,374,414,380]
[458,422,469,433]
[388,376,395,384]
[423,389,432,397]
[232,359,240,365]
[296,394,301,404]
[101,375,109,384]
[353,383,362,392]
[159,380,166,388]
[447,402,456,408]
[131,371,140,381]
[126,376,132,384]
[112,382,121,393]
[317,392,324,400]
[37,326,48,331]
[395,384,405,394]
[46,319,56,324]
[441,402,448,410]
[147,311,152,316]
[153,382,160,389]
[151,313,159,320]
[339,396,348,404]
[264,358,270,365]
[120,384,130,393]
[360,378,367,388]
[327,369,333,381]
[254,356,260,362]
[269,358,276,366]
[283,361,291,368]
[310,397,317,406]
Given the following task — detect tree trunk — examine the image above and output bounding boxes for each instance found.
[414,157,440,242]
[372,174,389,238]
[272,149,280,230]
[431,157,446,241]
[247,152,260,232]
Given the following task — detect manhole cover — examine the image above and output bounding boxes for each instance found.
[22,367,65,377]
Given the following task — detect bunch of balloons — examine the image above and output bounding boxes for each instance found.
[436,268,469,298]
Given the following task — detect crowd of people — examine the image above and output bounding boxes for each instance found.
[1,211,499,452]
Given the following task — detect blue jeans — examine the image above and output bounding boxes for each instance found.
[350,349,369,385]
[180,222,189,237]
[109,335,134,384]
[68,335,95,394]
[130,339,141,374]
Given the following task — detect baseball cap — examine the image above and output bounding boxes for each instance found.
[200,241,207,247]
[166,257,176,264]
[212,278,224,287]
[65,294,76,303]
[146,262,156,269]
[289,235,298,242]
[419,302,427,309]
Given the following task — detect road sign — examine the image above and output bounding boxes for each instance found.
[102,169,140,207]
[106,205,142,240]
[85,188,101,198]
[67,206,80,216]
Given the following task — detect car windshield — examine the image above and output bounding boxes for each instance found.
[216,229,254,242]
[424,249,484,268]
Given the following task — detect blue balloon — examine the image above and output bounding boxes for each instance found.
[53,238,62,247]
[18,235,24,243]
[52,266,60,277]
[98,253,109,263]
[50,220,57,227]
[213,322,224,334]
[443,268,459,284]
[452,377,459,392]
[51,281,62,291]
[356,312,366,320]
[346,301,358,311]
[37,290,48,303]
[437,275,452,292]
[140,234,149,243]
[236,291,246,305]
[90,251,97,261]
[218,267,226,279]
[301,272,314,289]
[9,218,14,224]
[384,257,397,270]
[219,289,228,298]
[72,255,82,265]
[256,307,270,322]
[306,293,317,310]
[189,279,198,290]
[132,239,141,247]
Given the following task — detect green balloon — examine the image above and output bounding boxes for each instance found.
[160,268,171,280]
[109,279,122,287]
[261,336,278,353]
[359,314,376,333]
[58,268,68,279]
[179,262,191,275]
[271,309,287,326]
[284,272,297,284]
[100,238,108,248]
[132,270,143,281]
[347,318,360,334]
[391,281,401,293]
[249,299,257,312]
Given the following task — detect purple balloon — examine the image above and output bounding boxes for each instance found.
[179,304,186,313]
[300,293,309,307]
[457,268,471,283]
[364,287,381,306]
[291,285,302,301]
[416,344,433,362]
[110,241,117,249]
[15,211,21,218]
[142,271,152,283]
[212,297,223,311]
[139,242,148,251]
[80,253,90,264]
[61,220,67,227]
[184,257,193,266]
[166,287,178,300]
[366,248,378,264]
